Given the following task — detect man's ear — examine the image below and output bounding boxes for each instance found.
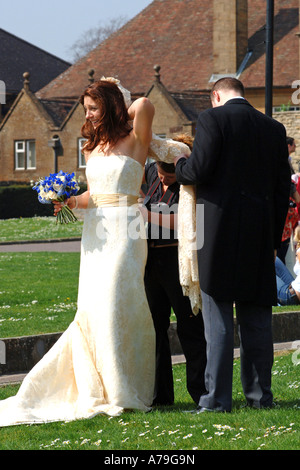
[211,90,220,107]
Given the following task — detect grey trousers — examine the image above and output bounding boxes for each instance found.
[199,291,274,411]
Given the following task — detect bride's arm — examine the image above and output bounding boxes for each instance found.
[68,191,90,210]
[53,191,90,215]
[128,97,154,149]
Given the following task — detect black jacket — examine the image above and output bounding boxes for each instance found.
[175,98,291,305]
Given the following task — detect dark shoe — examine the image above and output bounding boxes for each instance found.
[151,399,174,406]
[183,406,215,414]
[196,407,215,414]
[244,400,277,409]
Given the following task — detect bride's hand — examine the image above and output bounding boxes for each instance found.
[53,196,77,215]
[52,200,65,216]
[52,199,73,215]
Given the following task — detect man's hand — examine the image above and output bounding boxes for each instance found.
[174,153,189,166]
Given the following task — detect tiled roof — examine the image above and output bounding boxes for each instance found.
[37,0,299,100]
[0,28,71,93]
[171,92,211,121]
[40,99,77,127]
[243,0,299,88]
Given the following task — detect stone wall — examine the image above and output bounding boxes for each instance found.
[0,93,53,183]
[274,111,300,170]
[148,85,193,138]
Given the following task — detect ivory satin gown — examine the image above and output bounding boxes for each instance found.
[0,155,156,426]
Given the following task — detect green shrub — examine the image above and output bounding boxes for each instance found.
[0,184,87,219]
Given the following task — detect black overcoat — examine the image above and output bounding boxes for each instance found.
[175,98,291,306]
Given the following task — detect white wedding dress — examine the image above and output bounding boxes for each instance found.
[0,155,156,426]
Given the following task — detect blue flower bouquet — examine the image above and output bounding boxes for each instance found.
[33,171,80,224]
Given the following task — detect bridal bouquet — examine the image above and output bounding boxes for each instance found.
[33,171,80,224]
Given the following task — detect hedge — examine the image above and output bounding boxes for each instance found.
[0,184,87,219]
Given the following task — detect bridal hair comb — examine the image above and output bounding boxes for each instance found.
[101,76,132,109]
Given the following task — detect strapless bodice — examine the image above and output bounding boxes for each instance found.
[86,155,144,197]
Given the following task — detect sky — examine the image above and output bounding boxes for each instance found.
[1,0,153,63]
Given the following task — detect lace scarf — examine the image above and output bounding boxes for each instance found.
[148,134,201,314]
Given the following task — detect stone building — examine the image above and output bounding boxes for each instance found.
[146,65,211,137]
[1,0,300,183]
[0,73,84,184]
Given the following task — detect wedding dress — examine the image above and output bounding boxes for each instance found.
[0,155,156,426]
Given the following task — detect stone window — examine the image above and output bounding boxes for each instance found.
[78,138,87,168]
[14,140,36,170]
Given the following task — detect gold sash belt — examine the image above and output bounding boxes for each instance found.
[88,193,139,208]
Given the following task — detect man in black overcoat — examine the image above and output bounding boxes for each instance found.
[174,77,291,412]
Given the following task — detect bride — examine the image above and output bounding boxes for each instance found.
[0,79,157,426]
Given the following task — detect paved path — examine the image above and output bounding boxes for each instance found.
[0,239,81,252]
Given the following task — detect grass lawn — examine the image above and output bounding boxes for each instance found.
[0,218,299,450]
[0,352,299,450]
[0,217,82,337]
[0,252,80,337]
[0,217,83,243]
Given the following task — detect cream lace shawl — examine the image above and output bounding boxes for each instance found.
[148,134,201,314]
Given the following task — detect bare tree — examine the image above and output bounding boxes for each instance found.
[68,16,128,62]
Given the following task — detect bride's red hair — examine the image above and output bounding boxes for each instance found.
[80,80,131,152]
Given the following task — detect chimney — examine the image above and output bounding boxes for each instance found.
[213,0,248,74]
